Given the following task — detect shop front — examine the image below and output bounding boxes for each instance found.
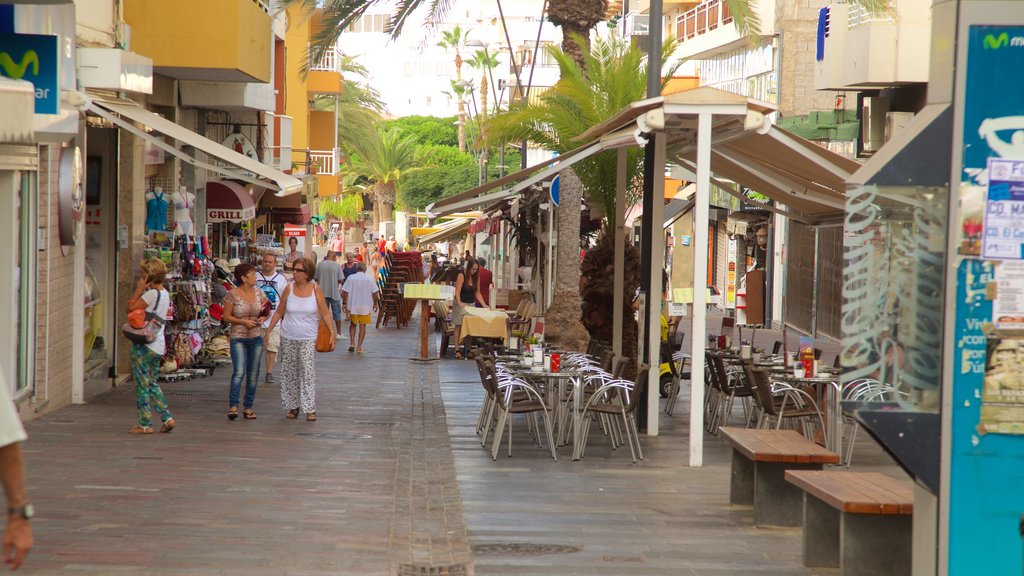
[206,179,256,261]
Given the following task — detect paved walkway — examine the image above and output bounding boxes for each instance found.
[16,310,900,575]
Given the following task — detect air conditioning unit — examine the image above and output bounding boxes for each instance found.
[884,112,915,144]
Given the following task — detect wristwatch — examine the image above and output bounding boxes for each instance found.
[7,504,34,519]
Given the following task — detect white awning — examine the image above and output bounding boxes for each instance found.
[426,127,640,217]
[416,218,472,245]
[76,93,303,196]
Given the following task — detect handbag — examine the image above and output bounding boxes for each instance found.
[121,290,165,344]
[315,320,335,353]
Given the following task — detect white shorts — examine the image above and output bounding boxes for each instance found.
[265,325,281,353]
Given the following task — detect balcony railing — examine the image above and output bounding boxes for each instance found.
[624,11,650,37]
[310,47,342,72]
[847,2,894,30]
[676,0,733,41]
[308,148,341,175]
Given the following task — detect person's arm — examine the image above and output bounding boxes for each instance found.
[0,442,32,570]
[265,285,290,335]
[341,282,350,314]
[372,289,381,313]
[126,275,151,313]
[453,273,465,309]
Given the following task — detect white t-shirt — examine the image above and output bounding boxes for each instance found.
[342,272,379,316]
[0,375,27,448]
[141,288,171,356]
[256,271,288,328]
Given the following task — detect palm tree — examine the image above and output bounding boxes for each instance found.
[487,34,680,349]
[314,53,387,167]
[437,25,470,153]
[465,49,501,182]
[319,185,366,246]
[344,126,423,228]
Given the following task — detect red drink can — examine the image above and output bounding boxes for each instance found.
[550,353,561,372]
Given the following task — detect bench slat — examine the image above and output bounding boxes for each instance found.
[785,470,913,515]
[720,427,839,464]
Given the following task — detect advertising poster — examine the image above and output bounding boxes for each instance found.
[981,159,1024,259]
[980,336,1024,434]
[993,260,1024,329]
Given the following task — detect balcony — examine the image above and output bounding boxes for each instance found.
[266,113,293,170]
[308,46,344,94]
[624,11,651,38]
[814,0,931,90]
[674,0,776,60]
[309,148,341,176]
[124,0,272,83]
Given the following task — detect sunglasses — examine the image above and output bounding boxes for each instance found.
[293,267,306,273]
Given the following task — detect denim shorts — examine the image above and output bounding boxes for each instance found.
[325,297,342,321]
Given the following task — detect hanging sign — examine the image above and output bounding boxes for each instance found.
[207,206,256,223]
[221,130,258,176]
[0,33,59,114]
[550,175,560,206]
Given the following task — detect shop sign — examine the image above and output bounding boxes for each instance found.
[0,32,59,114]
[207,207,256,223]
[221,130,258,177]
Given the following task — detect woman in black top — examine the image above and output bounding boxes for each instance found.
[452,258,488,359]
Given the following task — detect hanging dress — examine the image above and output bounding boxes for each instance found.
[145,189,168,234]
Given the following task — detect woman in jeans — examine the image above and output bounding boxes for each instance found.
[126,258,175,434]
[265,257,334,421]
[222,262,269,420]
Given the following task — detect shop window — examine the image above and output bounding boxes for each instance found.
[16,171,37,394]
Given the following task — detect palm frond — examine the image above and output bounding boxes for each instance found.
[724,0,761,38]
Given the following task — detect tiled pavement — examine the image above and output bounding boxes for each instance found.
[17,312,901,575]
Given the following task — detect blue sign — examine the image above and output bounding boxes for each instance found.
[0,33,59,114]
[550,175,560,206]
[949,24,1024,574]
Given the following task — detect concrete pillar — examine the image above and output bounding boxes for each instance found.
[115,129,147,378]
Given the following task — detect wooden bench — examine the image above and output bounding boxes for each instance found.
[785,470,912,576]
[718,427,840,527]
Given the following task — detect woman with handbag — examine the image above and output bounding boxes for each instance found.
[222,263,270,420]
[265,257,334,421]
[125,258,175,434]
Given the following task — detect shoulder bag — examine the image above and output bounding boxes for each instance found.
[122,290,165,344]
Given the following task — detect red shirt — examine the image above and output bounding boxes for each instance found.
[478,267,493,305]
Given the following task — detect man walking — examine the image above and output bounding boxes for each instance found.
[476,256,493,308]
[256,254,289,383]
[315,251,346,339]
[341,262,380,353]
[0,376,33,571]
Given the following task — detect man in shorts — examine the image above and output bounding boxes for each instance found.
[0,374,33,570]
[315,251,345,338]
[256,254,288,383]
[341,262,380,353]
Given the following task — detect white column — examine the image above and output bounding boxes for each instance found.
[646,133,666,436]
[613,148,627,359]
[689,112,712,467]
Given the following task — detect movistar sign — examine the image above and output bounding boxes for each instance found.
[0,33,59,114]
[983,32,1024,50]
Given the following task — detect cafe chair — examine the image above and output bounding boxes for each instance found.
[840,379,908,467]
[482,359,557,461]
[747,367,827,444]
[576,363,649,463]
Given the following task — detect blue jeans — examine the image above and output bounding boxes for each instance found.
[229,336,264,409]
[325,297,342,321]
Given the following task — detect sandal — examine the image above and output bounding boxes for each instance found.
[243,409,256,420]
[128,425,153,435]
[306,412,317,422]
[348,346,355,353]
[454,351,464,360]
[160,418,176,433]
[286,408,299,419]
[228,406,239,421]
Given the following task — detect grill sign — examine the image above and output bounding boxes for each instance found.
[207,206,255,223]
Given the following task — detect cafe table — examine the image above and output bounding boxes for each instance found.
[775,371,843,455]
[499,361,584,455]
[460,307,510,344]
